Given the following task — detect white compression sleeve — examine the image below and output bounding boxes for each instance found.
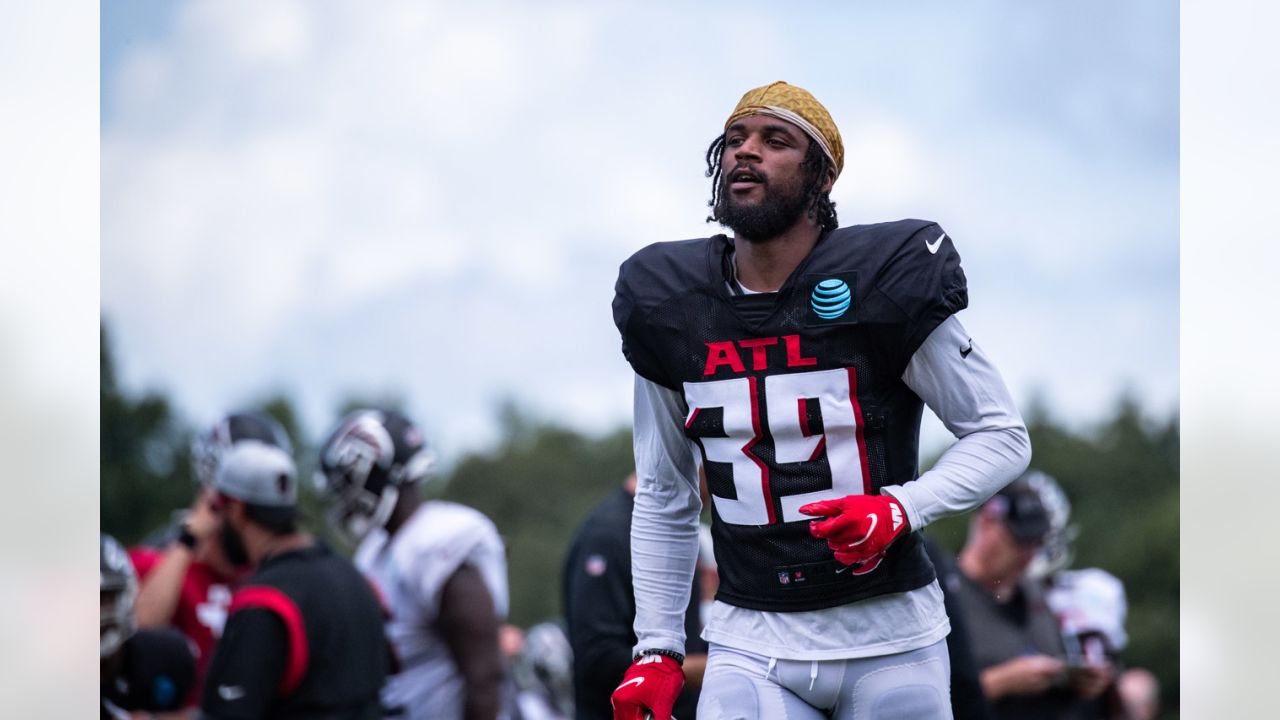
[883,315,1032,530]
[630,374,703,657]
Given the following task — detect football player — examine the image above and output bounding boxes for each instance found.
[610,81,1032,719]
[315,409,510,720]
[102,533,138,669]
[129,410,293,707]
[102,533,196,720]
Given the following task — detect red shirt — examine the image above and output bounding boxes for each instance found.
[130,547,237,705]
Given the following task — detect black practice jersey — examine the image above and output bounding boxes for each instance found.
[613,220,967,612]
[201,542,389,720]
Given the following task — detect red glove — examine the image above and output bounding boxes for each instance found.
[611,653,684,720]
[799,494,909,574]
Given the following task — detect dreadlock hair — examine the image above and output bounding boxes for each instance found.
[704,132,838,233]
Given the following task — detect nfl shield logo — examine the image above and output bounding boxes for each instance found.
[585,554,607,577]
[777,571,791,585]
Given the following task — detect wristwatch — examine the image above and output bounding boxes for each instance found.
[176,525,199,550]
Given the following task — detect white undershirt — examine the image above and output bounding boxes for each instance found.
[630,314,1031,660]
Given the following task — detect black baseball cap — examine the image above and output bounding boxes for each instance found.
[988,476,1051,544]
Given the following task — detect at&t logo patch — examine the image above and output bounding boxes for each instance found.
[810,278,852,319]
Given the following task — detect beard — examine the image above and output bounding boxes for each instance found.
[218,521,251,568]
[715,166,811,242]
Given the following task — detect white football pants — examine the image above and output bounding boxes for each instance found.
[695,639,952,720]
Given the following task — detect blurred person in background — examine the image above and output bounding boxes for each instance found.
[316,408,508,720]
[609,80,1031,720]
[950,474,1114,720]
[200,441,389,719]
[916,465,1081,720]
[923,535,994,720]
[562,472,707,719]
[1043,567,1135,719]
[508,621,576,720]
[1028,471,1157,720]
[102,533,196,720]
[128,411,293,707]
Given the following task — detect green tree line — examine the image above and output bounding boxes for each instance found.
[101,324,1179,716]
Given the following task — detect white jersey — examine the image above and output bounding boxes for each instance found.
[355,501,509,720]
[632,315,1031,660]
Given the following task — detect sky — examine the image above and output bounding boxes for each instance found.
[100,0,1179,462]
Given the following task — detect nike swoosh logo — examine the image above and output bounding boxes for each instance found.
[618,677,645,690]
[925,231,946,254]
[835,554,884,575]
[960,339,973,358]
[845,513,878,548]
[218,685,246,701]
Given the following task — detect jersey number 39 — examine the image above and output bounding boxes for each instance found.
[684,367,870,526]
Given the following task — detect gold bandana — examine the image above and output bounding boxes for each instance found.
[724,81,844,177]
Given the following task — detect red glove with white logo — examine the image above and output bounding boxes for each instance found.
[799,494,909,574]
[611,653,684,720]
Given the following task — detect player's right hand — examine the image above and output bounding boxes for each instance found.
[611,653,684,720]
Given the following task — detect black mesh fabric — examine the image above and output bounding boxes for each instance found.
[615,220,967,612]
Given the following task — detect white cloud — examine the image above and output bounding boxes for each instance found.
[101,1,1178,457]
[836,116,928,215]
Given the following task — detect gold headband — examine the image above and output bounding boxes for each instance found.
[725,81,844,177]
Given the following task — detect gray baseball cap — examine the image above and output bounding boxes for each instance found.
[213,440,298,508]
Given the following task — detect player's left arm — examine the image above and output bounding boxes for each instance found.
[884,314,1032,530]
[435,563,504,720]
[802,227,1028,564]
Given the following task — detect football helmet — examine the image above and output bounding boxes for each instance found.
[192,411,294,486]
[1046,567,1129,655]
[314,409,435,541]
[101,533,138,658]
[1024,470,1078,580]
[512,621,574,716]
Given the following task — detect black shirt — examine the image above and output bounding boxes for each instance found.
[200,541,389,720]
[923,538,993,720]
[950,567,1096,720]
